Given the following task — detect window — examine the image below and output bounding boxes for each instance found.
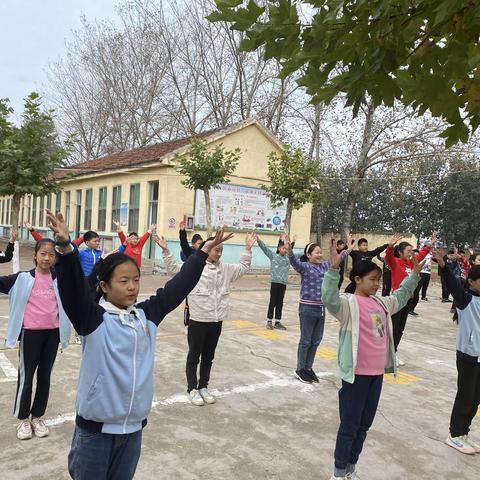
[1,199,4,224]
[146,182,159,258]
[55,192,62,212]
[111,185,121,231]
[128,183,140,233]
[147,181,159,226]
[6,198,11,224]
[84,189,93,230]
[65,191,71,226]
[27,196,32,223]
[98,187,107,232]
[32,196,37,226]
[39,196,45,226]
[46,193,52,211]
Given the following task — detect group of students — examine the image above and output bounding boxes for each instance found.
[0,218,480,480]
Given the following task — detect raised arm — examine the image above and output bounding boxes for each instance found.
[0,240,15,263]
[154,235,181,275]
[384,234,402,270]
[138,227,234,325]
[72,235,84,247]
[113,219,126,244]
[225,233,256,283]
[46,209,105,335]
[434,250,470,309]
[257,237,273,260]
[368,243,388,258]
[179,223,193,258]
[137,224,156,250]
[284,234,307,274]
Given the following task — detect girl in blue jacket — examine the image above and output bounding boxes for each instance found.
[0,238,71,441]
[46,210,230,480]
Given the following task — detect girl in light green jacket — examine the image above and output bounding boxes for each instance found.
[322,237,422,480]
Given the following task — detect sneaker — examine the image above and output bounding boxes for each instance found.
[31,417,49,438]
[466,436,480,453]
[346,473,358,479]
[421,297,428,301]
[306,369,319,383]
[442,298,452,303]
[408,311,419,316]
[274,322,287,330]
[396,356,405,367]
[294,369,313,384]
[329,476,346,480]
[445,434,476,454]
[199,388,216,405]
[266,320,273,330]
[188,389,205,406]
[74,335,81,344]
[16,419,32,440]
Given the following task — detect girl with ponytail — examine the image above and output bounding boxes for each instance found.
[322,238,422,480]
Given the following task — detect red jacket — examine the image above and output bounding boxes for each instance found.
[385,245,430,292]
[118,231,150,268]
[31,229,84,247]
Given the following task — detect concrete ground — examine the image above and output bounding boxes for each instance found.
[0,245,478,479]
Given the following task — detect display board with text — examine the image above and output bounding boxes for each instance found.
[194,183,287,232]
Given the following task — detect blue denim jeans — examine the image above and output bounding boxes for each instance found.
[334,375,383,477]
[68,425,142,480]
[297,303,325,371]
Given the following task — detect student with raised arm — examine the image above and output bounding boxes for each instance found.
[286,234,354,384]
[24,221,84,247]
[323,239,422,480]
[179,220,203,262]
[0,229,17,264]
[112,220,156,269]
[434,251,480,455]
[46,209,229,480]
[349,238,388,267]
[257,234,295,330]
[155,230,255,407]
[0,237,71,441]
[384,232,435,366]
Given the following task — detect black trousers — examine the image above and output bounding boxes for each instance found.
[186,320,222,392]
[450,356,480,437]
[440,270,450,300]
[267,282,287,320]
[419,272,431,299]
[410,284,421,312]
[381,270,391,297]
[14,328,60,420]
[391,300,411,351]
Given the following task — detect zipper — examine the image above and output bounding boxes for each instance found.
[123,323,138,433]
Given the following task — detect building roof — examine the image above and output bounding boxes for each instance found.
[54,118,283,181]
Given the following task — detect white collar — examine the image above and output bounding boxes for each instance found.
[99,297,140,317]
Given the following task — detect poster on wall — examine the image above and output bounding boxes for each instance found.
[194,183,288,232]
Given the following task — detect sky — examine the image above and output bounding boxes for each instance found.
[0,0,120,121]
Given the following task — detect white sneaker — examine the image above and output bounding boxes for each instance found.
[16,419,32,440]
[396,356,405,367]
[199,388,216,404]
[445,434,476,454]
[188,389,205,406]
[31,417,49,438]
[465,435,480,453]
[329,476,345,480]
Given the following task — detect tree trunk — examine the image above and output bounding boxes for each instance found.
[342,100,376,238]
[11,193,22,273]
[203,187,213,237]
[284,201,293,235]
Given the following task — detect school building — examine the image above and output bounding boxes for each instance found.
[0,119,311,267]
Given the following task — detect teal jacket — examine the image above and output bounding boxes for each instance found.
[257,238,290,285]
[321,268,419,383]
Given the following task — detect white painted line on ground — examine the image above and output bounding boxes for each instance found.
[44,369,333,428]
[0,352,17,382]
